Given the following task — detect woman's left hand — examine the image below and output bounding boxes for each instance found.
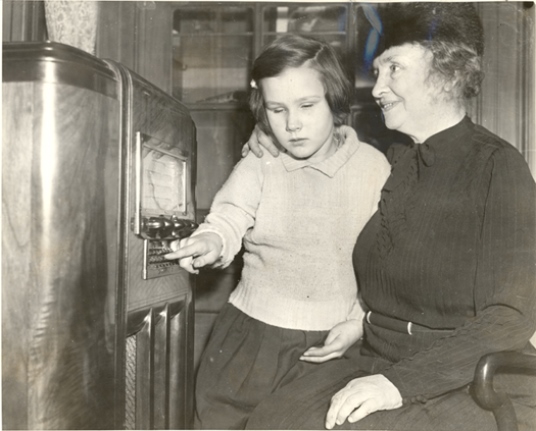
[300,319,362,363]
[325,374,403,429]
[241,124,280,158]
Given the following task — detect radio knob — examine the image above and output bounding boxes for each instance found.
[171,217,185,229]
[145,217,164,230]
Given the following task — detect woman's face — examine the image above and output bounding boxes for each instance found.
[261,65,336,163]
[372,43,450,142]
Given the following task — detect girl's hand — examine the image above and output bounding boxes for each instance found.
[241,124,280,158]
[300,319,362,363]
[325,375,403,429]
[164,232,223,274]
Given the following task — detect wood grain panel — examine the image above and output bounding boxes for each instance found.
[2,82,34,430]
[2,80,119,429]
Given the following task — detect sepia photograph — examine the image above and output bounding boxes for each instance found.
[2,1,535,430]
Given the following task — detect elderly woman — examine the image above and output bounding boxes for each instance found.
[242,3,536,430]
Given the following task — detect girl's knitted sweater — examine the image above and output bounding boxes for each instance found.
[195,129,390,330]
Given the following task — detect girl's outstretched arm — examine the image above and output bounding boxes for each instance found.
[165,232,223,274]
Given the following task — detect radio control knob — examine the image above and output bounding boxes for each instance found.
[171,217,184,229]
[145,217,164,230]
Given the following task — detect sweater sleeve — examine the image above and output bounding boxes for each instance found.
[382,146,536,402]
[346,300,366,322]
[194,153,264,268]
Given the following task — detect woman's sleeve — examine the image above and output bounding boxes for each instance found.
[194,153,264,268]
[382,146,536,403]
[348,148,391,323]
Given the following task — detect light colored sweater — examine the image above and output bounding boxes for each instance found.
[195,128,391,330]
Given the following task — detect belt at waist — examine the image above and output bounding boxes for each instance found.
[365,311,456,335]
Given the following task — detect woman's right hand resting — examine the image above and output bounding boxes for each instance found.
[241,124,280,158]
[325,374,403,429]
[164,232,223,274]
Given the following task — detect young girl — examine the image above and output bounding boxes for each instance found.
[165,34,390,429]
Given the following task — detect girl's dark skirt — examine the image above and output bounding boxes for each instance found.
[194,303,358,430]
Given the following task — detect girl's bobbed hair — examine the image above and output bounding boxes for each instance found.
[249,34,353,134]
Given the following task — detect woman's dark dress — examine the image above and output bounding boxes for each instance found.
[246,117,536,430]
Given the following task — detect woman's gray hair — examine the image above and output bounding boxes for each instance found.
[424,39,484,99]
[377,2,485,99]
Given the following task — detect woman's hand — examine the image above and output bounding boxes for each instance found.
[300,319,362,363]
[325,374,403,429]
[241,124,280,158]
[164,232,223,274]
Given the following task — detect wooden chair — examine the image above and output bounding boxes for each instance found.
[473,349,536,431]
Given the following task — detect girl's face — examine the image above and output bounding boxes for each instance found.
[372,43,451,143]
[261,65,336,163]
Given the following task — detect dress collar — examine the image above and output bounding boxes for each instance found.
[424,115,473,147]
[417,116,474,165]
[279,131,362,178]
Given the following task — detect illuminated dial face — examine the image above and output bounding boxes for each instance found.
[141,138,186,215]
